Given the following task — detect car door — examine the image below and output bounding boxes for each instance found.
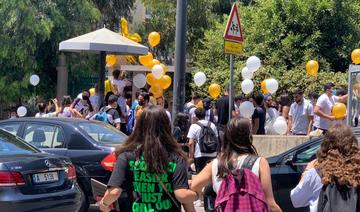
[21,123,68,157]
[0,122,22,136]
[272,140,321,212]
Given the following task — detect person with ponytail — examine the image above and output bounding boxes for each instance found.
[99,106,197,212]
[190,118,282,212]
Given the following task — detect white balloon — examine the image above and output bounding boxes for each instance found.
[133,74,146,88]
[273,119,287,135]
[239,101,255,118]
[30,74,40,86]
[17,106,27,117]
[194,72,207,87]
[241,79,254,95]
[265,78,279,94]
[246,56,261,72]
[151,65,164,79]
[241,67,253,80]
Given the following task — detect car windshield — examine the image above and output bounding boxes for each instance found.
[77,122,127,144]
[0,130,39,155]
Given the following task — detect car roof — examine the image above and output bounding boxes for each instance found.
[0,117,99,125]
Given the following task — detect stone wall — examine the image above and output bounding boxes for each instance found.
[253,135,310,157]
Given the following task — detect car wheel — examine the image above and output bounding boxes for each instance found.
[78,182,90,212]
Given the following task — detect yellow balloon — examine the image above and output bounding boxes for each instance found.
[306,60,319,76]
[261,80,269,94]
[105,80,111,94]
[351,49,360,65]
[208,84,221,99]
[332,103,346,119]
[149,59,160,68]
[120,17,129,36]
[146,73,157,86]
[159,75,172,90]
[197,100,203,109]
[89,88,95,96]
[148,32,161,47]
[160,64,167,74]
[149,84,163,98]
[106,55,117,66]
[139,52,154,67]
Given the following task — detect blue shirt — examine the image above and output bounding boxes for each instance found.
[290,168,323,212]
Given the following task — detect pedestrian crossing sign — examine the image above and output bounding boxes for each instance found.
[223,3,243,43]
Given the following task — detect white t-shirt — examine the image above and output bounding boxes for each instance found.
[111,79,131,95]
[35,112,56,118]
[187,120,218,158]
[289,100,314,135]
[58,107,72,118]
[314,94,340,130]
[265,108,279,134]
[211,155,261,193]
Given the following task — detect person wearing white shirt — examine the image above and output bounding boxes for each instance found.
[288,89,314,135]
[111,69,131,96]
[313,83,347,133]
[35,99,61,118]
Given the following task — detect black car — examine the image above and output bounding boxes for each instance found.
[0,118,127,211]
[0,129,82,211]
[269,127,360,212]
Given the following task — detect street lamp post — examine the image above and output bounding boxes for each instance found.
[172,0,188,119]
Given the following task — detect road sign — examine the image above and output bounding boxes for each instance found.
[224,40,243,55]
[223,3,243,43]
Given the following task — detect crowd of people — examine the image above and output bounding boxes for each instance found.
[23,70,358,211]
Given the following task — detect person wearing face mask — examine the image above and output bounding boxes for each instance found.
[70,90,94,119]
[135,92,150,119]
[313,83,348,134]
[287,89,314,135]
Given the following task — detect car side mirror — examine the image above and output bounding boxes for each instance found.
[285,154,295,165]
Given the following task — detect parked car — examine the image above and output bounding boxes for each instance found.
[268,127,360,212]
[0,128,82,211]
[0,117,127,211]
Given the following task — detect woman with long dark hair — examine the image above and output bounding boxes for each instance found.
[173,113,191,153]
[291,124,360,211]
[190,118,282,212]
[99,106,197,212]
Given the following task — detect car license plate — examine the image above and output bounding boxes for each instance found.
[33,172,59,184]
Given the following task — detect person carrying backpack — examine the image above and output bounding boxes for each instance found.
[190,118,282,212]
[290,124,360,212]
[92,95,121,130]
[187,108,218,174]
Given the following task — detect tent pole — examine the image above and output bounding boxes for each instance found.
[98,51,106,109]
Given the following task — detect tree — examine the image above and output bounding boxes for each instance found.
[0,0,100,107]
[92,0,135,29]
[141,0,216,62]
[192,0,359,98]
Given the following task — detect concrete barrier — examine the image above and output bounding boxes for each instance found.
[252,135,310,157]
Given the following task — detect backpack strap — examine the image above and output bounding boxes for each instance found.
[241,155,259,170]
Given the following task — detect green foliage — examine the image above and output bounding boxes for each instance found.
[142,0,216,60]
[0,0,100,105]
[192,0,359,98]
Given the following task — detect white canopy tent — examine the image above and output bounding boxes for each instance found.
[59,27,148,107]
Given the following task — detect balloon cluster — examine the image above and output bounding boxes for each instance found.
[136,31,172,98]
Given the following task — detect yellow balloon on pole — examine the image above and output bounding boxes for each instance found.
[160,64,167,74]
[208,84,221,99]
[332,103,346,119]
[139,52,154,67]
[106,55,117,66]
[148,32,161,47]
[146,73,157,86]
[89,88,95,96]
[159,75,172,90]
[149,84,163,98]
[105,80,111,94]
[306,60,319,76]
[351,49,360,65]
[261,80,269,94]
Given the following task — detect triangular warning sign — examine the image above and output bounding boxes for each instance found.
[223,3,243,42]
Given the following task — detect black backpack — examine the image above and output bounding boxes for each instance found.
[317,182,360,212]
[195,121,218,153]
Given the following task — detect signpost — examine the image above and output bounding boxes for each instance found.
[224,3,243,120]
[347,65,360,126]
